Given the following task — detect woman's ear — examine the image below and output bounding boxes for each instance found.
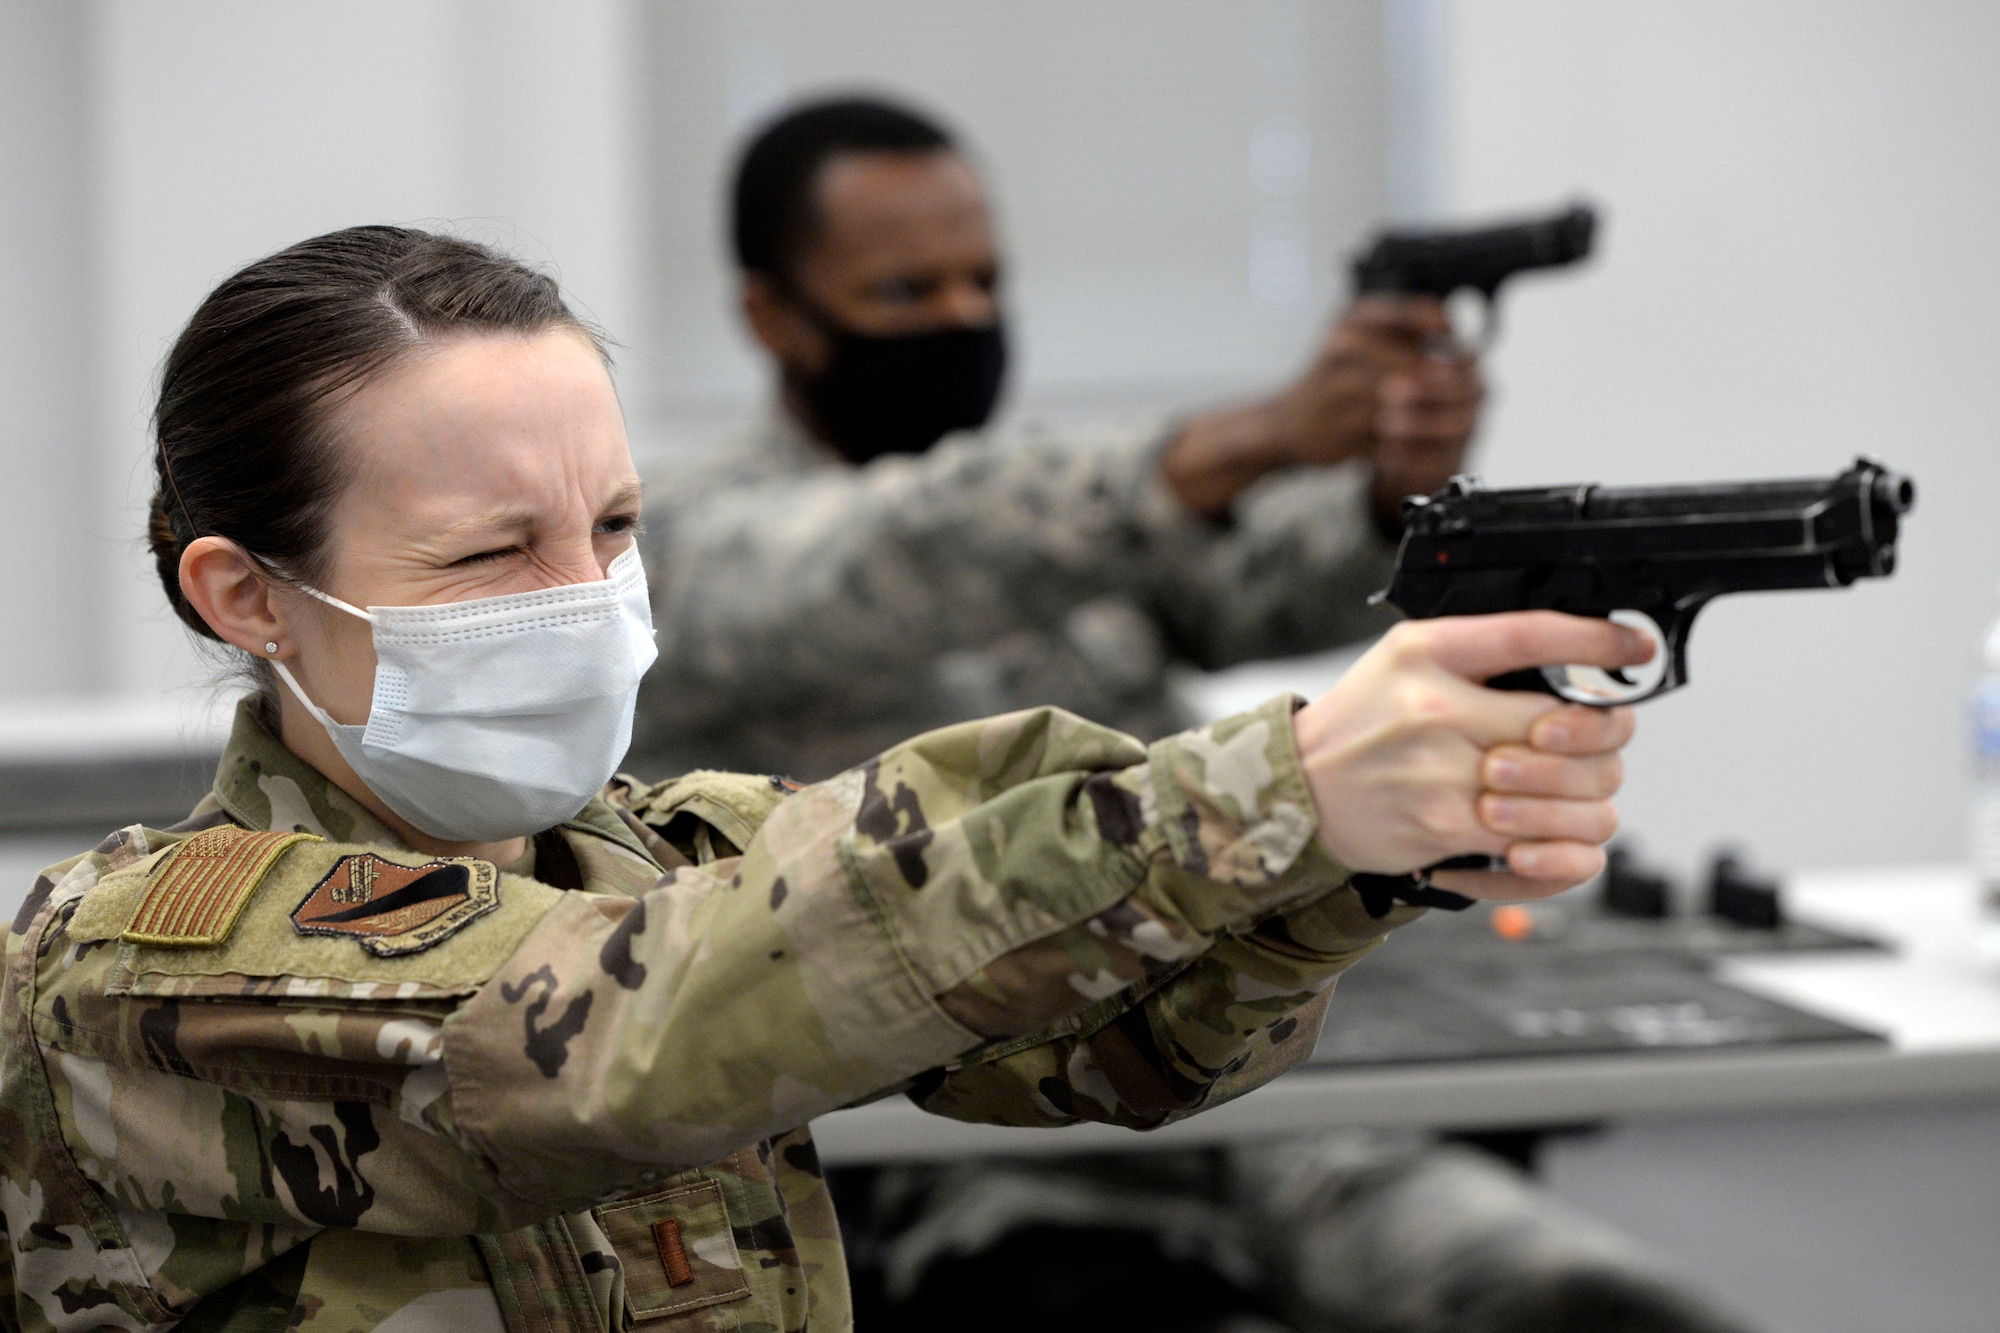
[179,537,289,657]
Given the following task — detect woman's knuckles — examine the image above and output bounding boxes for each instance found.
[1479,793,1620,842]
[1532,705,1635,755]
[1388,676,1457,725]
[1482,749,1623,799]
[1381,621,1437,671]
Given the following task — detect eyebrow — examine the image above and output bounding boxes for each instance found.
[600,479,645,515]
[431,481,644,544]
[434,505,538,543]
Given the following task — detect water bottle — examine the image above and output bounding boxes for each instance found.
[1968,607,2000,934]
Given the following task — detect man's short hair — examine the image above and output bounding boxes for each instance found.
[731,95,956,285]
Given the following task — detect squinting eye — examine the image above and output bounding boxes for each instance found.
[450,546,523,567]
[596,514,641,537]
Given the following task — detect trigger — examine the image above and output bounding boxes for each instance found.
[1534,608,1671,707]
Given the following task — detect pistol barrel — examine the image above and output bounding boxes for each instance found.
[1383,458,1913,623]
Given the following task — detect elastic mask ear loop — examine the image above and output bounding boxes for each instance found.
[269,660,343,732]
[293,583,375,623]
[267,581,375,732]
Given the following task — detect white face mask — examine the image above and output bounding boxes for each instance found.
[271,544,658,842]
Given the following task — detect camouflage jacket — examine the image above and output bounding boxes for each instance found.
[0,695,1418,1332]
[628,410,1400,779]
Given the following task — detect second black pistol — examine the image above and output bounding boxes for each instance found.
[1351,201,1598,340]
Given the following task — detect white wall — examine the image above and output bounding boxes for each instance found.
[1438,0,2000,875]
[0,5,95,696]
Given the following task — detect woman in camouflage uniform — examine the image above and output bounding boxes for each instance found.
[0,227,1642,1332]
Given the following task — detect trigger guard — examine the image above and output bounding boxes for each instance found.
[1539,610,1670,706]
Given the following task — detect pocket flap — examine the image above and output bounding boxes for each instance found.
[594,1179,752,1322]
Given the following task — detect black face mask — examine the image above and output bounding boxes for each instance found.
[791,312,1008,463]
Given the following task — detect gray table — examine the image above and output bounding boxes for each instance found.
[812,865,2000,1163]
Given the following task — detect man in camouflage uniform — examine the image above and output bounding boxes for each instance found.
[626,98,1480,780]
[1,690,1420,1330]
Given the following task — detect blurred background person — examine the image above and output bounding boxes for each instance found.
[623,95,1481,779]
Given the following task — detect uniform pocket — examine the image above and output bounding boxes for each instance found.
[594,1179,753,1323]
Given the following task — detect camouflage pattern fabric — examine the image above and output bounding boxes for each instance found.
[628,410,1401,780]
[0,693,1416,1331]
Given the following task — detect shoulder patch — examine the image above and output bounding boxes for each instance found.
[123,827,322,947]
[291,852,499,957]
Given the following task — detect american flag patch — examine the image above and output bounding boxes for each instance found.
[123,826,322,947]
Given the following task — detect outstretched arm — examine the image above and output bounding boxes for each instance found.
[907,615,1644,1128]
[907,875,1422,1128]
[25,699,1341,1243]
[20,615,1639,1257]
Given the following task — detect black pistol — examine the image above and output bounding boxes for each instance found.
[1351,201,1597,341]
[1376,457,1916,705]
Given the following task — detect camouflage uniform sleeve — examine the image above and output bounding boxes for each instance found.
[446,695,1351,1219]
[635,418,1201,740]
[18,697,1349,1246]
[905,881,1425,1130]
[1146,458,1404,670]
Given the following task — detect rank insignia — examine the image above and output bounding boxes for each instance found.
[291,853,499,957]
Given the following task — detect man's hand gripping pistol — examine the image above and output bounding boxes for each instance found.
[1355,457,1916,912]
[1351,201,1598,344]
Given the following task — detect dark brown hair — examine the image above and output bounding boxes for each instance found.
[148,225,603,642]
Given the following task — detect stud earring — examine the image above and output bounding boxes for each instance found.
[264,642,279,655]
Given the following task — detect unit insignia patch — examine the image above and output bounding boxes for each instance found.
[291,853,499,957]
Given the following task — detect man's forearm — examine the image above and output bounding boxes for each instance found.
[1161,399,1305,520]
[1164,405,1412,539]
